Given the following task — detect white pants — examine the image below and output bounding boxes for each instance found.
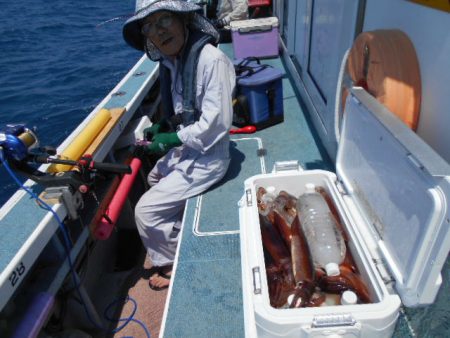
[135,143,230,266]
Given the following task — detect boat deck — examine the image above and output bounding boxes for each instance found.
[0,56,159,337]
[159,44,449,337]
[161,45,332,337]
[0,41,448,337]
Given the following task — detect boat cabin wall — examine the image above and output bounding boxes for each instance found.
[275,0,450,164]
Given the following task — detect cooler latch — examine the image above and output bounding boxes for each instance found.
[252,267,262,294]
[373,257,396,286]
[335,179,349,196]
[272,160,303,173]
[246,189,253,207]
[312,314,356,328]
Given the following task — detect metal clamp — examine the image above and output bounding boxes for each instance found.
[40,186,83,220]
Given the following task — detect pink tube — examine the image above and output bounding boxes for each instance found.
[93,157,142,240]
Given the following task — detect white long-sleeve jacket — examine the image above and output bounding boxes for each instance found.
[161,43,236,158]
[217,0,248,25]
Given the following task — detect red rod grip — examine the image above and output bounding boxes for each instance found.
[93,158,142,240]
[229,125,256,134]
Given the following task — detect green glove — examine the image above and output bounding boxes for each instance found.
[143,122,162,141]
[143,117,173,140]
[147,132,182,155]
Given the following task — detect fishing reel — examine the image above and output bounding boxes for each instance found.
[0,124,131,219]
[0,124,40,162]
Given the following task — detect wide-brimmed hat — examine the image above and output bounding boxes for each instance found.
[123,0,219,59]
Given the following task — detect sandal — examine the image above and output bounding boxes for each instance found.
[158,265,172,279]
[148,266,172,291]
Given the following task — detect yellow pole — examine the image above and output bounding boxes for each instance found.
[47,108,111,172]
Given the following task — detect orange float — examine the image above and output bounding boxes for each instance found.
[345,29,421,130]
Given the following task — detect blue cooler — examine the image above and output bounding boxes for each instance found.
[234,59,284,130]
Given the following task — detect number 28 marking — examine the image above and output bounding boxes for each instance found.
[9,262,26,288]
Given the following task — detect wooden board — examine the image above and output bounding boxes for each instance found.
[83,107,126,156]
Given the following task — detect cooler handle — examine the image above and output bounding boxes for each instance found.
[272,160,303,173]
[238,25,272,34]
[312,314,357,328]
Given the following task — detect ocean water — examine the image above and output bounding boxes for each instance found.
[0,0,142,207]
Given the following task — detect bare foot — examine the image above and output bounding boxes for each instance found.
[149,265,172,291]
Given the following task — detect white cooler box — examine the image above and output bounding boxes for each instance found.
[239,88,450,337]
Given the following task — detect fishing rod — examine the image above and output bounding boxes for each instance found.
[0,124,131,218]
[0,124,151,336]
[0,124,130,185]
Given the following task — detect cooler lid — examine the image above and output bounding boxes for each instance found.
[336,88,450,307]
[230,17,278,33]
[237,66,284,86]
[233,58,284,86]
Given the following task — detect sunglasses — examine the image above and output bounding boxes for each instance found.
[141,14,174,36]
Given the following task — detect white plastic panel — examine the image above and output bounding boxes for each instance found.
[337,89,450,306]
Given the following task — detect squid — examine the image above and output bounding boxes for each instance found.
[259,214,296,288]
[311,187,371,305]
[273,190,298,225]
[256,186,273,217]
[288,215,316,308]
[317,265,371,304]
[272,209,292,248]
[265,253,295,308]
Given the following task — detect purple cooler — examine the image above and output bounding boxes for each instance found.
[230,17,279,59]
